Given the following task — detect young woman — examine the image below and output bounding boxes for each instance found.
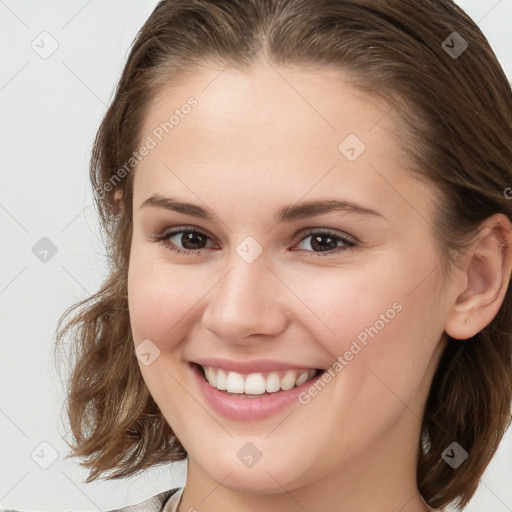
[54,1,512,511]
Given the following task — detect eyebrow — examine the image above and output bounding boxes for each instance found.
[139,194,386,223]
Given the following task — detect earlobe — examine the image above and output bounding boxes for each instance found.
[113,189,124,215]
[444,214,512,340]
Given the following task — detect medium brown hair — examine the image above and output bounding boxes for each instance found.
[54,1,512,509]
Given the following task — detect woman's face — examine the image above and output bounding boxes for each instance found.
[127,63,458,498]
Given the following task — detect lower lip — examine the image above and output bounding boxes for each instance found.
[190,362,325,421]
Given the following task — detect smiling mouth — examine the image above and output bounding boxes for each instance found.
[195,363,324,397]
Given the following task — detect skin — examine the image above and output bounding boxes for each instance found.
[122,61,512,512]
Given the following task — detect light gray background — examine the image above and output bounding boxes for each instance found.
[1,1,511,511]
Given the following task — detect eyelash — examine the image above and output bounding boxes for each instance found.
[148,226,358,258]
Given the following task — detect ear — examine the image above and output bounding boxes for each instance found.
[113,188,124,215]
[445,213,512,340]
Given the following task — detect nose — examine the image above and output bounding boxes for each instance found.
[201,251,288,343]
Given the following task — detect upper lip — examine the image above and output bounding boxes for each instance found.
[191,357,322,374]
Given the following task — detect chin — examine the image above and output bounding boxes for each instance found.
[191,442,321,495]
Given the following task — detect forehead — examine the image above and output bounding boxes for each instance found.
[141,63,395,159]
[133,62,436,225]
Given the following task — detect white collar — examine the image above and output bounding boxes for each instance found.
[162,487,184,512]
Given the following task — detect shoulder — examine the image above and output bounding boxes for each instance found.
[103,487,182,512]
[0,489,181,512]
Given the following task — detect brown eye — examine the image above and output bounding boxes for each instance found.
[150,227,215,255]
[294,230,357,256]
[149,227,358,257]
[173,231,209,250]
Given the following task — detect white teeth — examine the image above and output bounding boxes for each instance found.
[244,373,267,394]
[295,371,310,386]
[265,372,281,393]
[216,369,227,390]
[201,366,318,395]
[280,371,297,391]
[205,366,216,387]
[226,371,245,393]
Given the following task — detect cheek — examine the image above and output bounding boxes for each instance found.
[297,256,442,396]
[127,249,198,346]
[286,261,410,352]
